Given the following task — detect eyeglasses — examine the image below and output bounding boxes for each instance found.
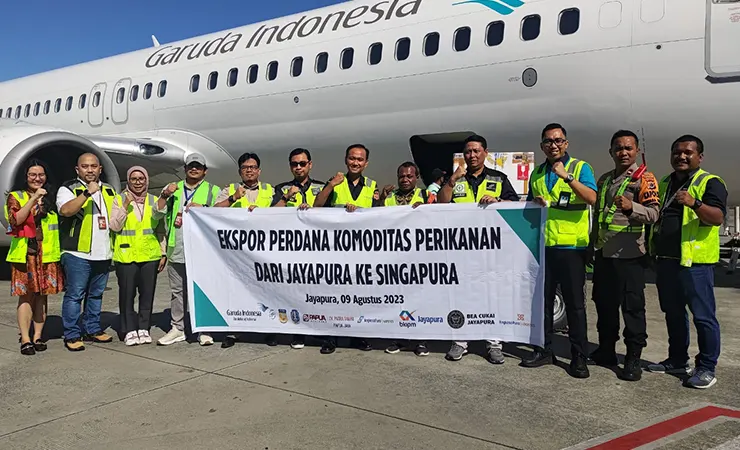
[186,163,205,170]
[129,177,146,183]
[542,138,567,147]
[290,161,309,168]
[240,165,259,171]
[27,173,46,179]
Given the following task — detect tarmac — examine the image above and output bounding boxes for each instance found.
[0,262,739,450]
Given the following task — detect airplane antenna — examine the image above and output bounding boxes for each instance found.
[152,35,160,47]
[640,126,648,166]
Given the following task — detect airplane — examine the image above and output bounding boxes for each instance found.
[1,0,739,257]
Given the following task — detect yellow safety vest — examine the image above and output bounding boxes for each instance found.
[166,180,220,250]
[228,182,274,208]
[59,180,116,253]
[332,177,376,208]
[384,188,425,206]
[595,173,644,250]
[530,158,590,248]
[112,194,161,264]
[650,169,724,267]
[451,175,503,203]
[280,181,325,207]
[4,191,61,264]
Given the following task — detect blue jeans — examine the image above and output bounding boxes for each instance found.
[656,259,721,372]
[61,253,111,340]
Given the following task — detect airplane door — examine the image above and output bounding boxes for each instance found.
[111,78,132,124]
[706,0,740,78]
[88,82,107,127]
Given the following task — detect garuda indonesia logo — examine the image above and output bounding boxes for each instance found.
[452,0,524,15]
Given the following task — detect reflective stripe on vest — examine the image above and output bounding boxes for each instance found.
[650,169,724,267]
[332,177,376,208]
[281,182,324,207]
[5,191,61,264]
[166,181,219,249]
[113,194,161,263]
[61,182,116,253]
[384,188,425,206]
[228,183,274,208]
[530,158,591,248]
[451,176,503,203]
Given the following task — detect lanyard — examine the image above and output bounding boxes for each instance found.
[658,177,690,217]
[183,182,204,206]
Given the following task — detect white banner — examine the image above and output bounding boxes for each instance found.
[184,203,546,346]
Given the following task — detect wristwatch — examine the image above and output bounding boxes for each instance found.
[564,174,575,184]
[228,195,235,205]
[691,199,703,210]
[82,189,92,198]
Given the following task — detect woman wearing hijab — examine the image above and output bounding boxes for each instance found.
[109,166,167,346]
[5,159,63,355]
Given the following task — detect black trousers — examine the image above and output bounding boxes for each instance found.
[116,261,159,335]
[592,252,648,350]
[543,248,589,357]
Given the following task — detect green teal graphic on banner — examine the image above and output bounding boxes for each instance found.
[496,207,542,261]
[193,281,228,327]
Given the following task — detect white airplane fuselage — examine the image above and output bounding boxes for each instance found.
[0,0,738,250]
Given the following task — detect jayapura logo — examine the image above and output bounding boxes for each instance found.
[452,0,524,15]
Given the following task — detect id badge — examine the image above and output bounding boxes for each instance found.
[558,192,571,208]
[97,216,107,230]
[174,212,183,228]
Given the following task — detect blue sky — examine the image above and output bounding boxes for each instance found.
[0,0,346,82]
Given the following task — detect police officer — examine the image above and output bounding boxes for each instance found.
[438,134,520,364]
[215,152,275,209]
[590,130,659,381]
[521,123,597,379]
[382,161,431,357]
[268,148,325,349]
[314,144,378,354]
[155,153,221,347]
[647,135,727,389]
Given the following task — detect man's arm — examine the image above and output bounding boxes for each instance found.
[625,172,660,225]
[57,186,87,217]
[499,176,520,201]
[313,182,335,208]
[562,162,598,206]
[213,187,234,208]
[695,178,728,227]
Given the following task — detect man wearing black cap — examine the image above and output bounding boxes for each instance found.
[155,153,221,347]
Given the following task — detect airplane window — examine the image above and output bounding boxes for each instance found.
[424,32,440,56]
[65,96,73,111]
[454,27,471,52]
[486,21,505,46]
[55,98,62,112]
[116,88,125,104]
[33,102,40,116]
[79,94,87,109]
[247,65,259,84]
[368,43,383,65]
[291,57,303,77]
[130,85,139,102]
[341,48,354,69]
[92,93,100,108]
[24,104,30,118]
[521,15,541,41]
[208,72,218,90]
[228,68,238,87]
[144,83,153,99]
[267,61,279,80]
[15,106,21,119]
[158,80,167,98]
[315,52,328,73]
[396,38,411,61]
[5,108,10,118]
[190,75,200,92]
[43,101,50,115]
[559,8,580,35]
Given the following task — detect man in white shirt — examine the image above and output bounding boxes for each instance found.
[56,153,117,351]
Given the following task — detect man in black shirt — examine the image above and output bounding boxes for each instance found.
[647,135,728,389]
[438,134,520,364]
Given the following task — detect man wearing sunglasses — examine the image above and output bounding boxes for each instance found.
[520,123,598,379]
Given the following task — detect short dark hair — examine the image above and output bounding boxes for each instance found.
[541,123,567,140]
[397,161,419,177]
[289,148,311,162]
[610,130,639,147]
[464,134,488,149]
[346,144,369,160]
[238,152,261,168]
[672,134,704,154]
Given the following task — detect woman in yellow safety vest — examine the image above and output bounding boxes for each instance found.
[4,159,63,355]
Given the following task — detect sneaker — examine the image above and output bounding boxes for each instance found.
[487,347,505,364]
[320,340,336,355]
[684,369,717,389]
[385,342,404,354]
[357,339,372,351]
[414,343,430,357]
[445,343,468,361]
[64,338,86,352]
[83,331,113,343]
[124,331,140,346]
[137,330,152,344]
[157,328,186,346]
[199,333,214,346]
[265,334,278,347]
[290,336,305,349]
[646,359,691,375]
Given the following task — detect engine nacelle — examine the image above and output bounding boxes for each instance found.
[0,121,120,246]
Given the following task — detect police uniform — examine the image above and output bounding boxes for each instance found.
[648,168,727,382]
[273,178,325,207]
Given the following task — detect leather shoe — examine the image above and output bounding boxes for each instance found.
[520,349,554,368]
[619,348,643,382]
[569,354,590,379]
